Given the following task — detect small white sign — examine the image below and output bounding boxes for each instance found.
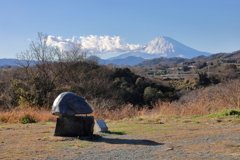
[95,120,108,132]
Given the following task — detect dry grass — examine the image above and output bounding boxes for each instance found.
[1,80,240,123]
[0,107,56,123]
[92,92,240,120]
[155,82,240,117]
[1,115,240,159]
[91,80,240,120]
[92,103,142,120]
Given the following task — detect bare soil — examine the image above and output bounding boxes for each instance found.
[0,117,240,160]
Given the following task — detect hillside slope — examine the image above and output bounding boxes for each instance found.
[135,50,240,67]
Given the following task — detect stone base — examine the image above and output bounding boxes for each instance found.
[54,116,94,137]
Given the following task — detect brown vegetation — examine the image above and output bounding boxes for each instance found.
[93,79,240,119]
[0,107,56,123]
[1,79,240,123]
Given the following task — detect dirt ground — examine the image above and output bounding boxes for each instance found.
[0,117,240,160]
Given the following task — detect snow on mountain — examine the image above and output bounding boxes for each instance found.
[143,37,175,55]
[141,36,210,58]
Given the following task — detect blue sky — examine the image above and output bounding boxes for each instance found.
[0,0,240,59]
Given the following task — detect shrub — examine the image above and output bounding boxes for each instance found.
[0,115,9,123]
[217,109,240,117]
[20,114,38,124]
[144,87,163,104]
[136,117,144,121]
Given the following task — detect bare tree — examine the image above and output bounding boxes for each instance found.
[10,32,88,107]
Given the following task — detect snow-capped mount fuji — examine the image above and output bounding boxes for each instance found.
[109,36,210,60]
[142,36,210,58]
[143,37,175,56]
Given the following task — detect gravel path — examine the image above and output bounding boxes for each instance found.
[46,129,240,160]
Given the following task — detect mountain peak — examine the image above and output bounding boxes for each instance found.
[141,36,210,58]
[143,37,175,55]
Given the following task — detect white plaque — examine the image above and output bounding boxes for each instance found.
[95,120,108,132]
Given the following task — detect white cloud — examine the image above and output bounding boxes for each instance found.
[46,35,77,51]
[46,35,142,54]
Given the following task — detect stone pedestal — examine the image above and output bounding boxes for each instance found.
[54,116,94,137]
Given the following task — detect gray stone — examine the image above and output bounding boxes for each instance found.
[54,116,94,137]
[52,92,94,116]
[95,120,108,132]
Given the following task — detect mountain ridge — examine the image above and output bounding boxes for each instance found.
[135,50,240,67]
[0,58,19,66]
[1,50,240,67]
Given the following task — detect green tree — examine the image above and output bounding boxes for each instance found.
[143,87,163,104]
[197,72,210,85]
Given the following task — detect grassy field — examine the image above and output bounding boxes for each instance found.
[0,111,240,159]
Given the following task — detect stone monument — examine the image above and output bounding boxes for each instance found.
[52,92,94,137]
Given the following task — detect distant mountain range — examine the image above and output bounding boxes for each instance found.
[89,50,239,66]
[105,37,210,60]
[1,50,240,68]
[92,36,211,65]
[1,37,211,66]
[108,52,160,60]
[1,37,239,67]
[97,56,146,66]
[0,59,35,67]
[0,59,19,66]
